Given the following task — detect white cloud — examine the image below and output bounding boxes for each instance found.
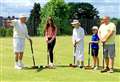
[0,0,35,17]
[1,0,31,3]
[0,0,120,18]
[0,0,48,17]
[0,0,33,7]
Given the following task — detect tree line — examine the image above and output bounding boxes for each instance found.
[0,0,120,37]
[27,0,100,36]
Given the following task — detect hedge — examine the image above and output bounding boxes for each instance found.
[0,28,13,37]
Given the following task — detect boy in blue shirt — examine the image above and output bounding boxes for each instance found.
[89,26,99,70]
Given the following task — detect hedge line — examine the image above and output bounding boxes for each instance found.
[0,28,13,37]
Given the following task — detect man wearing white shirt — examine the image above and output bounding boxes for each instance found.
[71,20,85,68]
[11,15,31,69]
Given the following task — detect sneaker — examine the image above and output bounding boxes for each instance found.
[101,67,109,73]
[49,63,56,69]
[52,64,56,69]
[49,63,53,67]
[92,65,96,69]
[93,66,99,70]
[18,61,24,67]
[49,63,54,68]
[15,65,22,70]
[108,68,114,73]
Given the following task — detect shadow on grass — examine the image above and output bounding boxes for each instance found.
[114,68,120,72]
[36,67,45,72]
[36,65,70,72]
[56,65,70,68]
[98,66,120,73]
[22,66,38,70]
[23,65,120,73]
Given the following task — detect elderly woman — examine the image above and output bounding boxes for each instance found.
[71,20,85,68]
[11,15,31,69]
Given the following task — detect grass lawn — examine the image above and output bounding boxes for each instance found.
[0,36,120,82]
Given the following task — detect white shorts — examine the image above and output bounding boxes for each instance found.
[13,38,25,53]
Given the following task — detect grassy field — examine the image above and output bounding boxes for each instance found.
[0,36,120,82]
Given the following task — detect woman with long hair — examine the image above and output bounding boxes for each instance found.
[44,17,57,68]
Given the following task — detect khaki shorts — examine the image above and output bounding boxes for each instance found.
[103,44,115,59]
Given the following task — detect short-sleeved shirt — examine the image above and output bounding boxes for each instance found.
[12,19,30,39]
[45,27,57,38]
[91,34,99,49]
[99,22,116,44]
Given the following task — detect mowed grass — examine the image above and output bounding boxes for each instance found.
[0,36,120,82]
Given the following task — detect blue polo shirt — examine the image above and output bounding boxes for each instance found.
[91,34,99,49]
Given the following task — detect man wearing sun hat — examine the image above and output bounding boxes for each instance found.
[71,19,85,68]
[10,15,31,69]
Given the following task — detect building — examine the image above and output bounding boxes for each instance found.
[0,16,18,28]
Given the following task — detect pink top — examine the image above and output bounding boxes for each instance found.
[45,26,57,40]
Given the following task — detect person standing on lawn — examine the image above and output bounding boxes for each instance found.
[98,16,116,73]
[89,26,99,70]
[71,19,85,68]
[10,15,32,69]
[44,17,57,68]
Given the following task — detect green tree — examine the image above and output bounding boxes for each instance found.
[27,3,41,36]
[67,3,100,34]
[40,0,72,35]
[40,1,100,35]
[116,19,120,34]
[68,2,99,19]
[111,18,120,34]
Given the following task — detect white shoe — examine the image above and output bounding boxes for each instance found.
[77,61,80,67]
[15,65,22,70]
[49,63,53,67]
[18,61,24,67]
[92,65,95,69]
[49,63,55,68]
[78,65,81,67]
[93,66,99,70]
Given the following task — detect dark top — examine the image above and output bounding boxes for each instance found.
[91,34,99,49]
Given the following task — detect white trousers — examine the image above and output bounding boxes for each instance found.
[74,41,84,62]
[13,38,25,53]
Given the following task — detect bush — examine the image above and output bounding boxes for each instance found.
[0,28,13,37]
[0,28,6,37]
[6,28,13,37]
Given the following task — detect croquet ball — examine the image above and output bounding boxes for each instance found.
[40,66,43,68]
[43,66,46,68]
[69,64,72,66]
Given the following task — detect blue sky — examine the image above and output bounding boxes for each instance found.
[0,0,120,18]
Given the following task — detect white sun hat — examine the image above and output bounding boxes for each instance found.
[19,15,26,18]
[71,19,80,25]
[92,26,98,30]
